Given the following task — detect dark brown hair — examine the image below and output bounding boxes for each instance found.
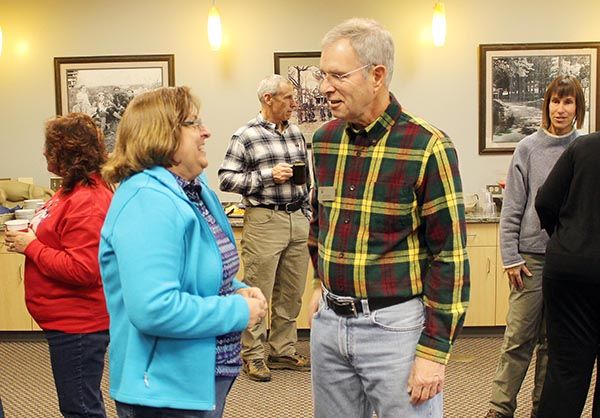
[542,75,586,130]
[44,112,107,194]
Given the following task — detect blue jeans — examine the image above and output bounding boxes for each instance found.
[115,376,236,418]
[311,297,443,418]
[45,330,109,418]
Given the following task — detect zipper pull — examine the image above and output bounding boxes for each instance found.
[144,372,150,388]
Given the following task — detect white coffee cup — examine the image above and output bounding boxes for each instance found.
[15,209,35,220]
[23,199,44,209]
[4,219,29,232]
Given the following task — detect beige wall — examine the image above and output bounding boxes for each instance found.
[1,0,599,199]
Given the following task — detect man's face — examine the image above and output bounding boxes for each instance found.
[319,38,374,126]
[269,82,297,125]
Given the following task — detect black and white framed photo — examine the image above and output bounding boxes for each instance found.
[478,42,600,154]
[274,51,333,143]
[54,54,175,152]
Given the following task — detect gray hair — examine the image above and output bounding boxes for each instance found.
[257,74,290,104]
[322,18,394,87]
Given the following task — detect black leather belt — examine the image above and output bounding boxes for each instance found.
[255,201,303,213]
[324,291,415,317]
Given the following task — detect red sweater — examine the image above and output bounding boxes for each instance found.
[24,174,112,333]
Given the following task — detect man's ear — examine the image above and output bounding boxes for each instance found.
[263,93,273,106]
[372,65,387,91]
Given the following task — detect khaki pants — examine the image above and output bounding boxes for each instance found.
[489,253,548,417]
[240,207,309,360]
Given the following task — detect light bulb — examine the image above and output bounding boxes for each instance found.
[208,5,222,51]
[432,2,446,47]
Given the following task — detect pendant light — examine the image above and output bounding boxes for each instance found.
[207,0,223,51]
[432,2,446,47]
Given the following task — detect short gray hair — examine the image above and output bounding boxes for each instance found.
[322,18,394,87]
[257,74,290,104]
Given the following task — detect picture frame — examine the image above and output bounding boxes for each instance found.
[54,54,175,152]
[478,42,599,154]
[274,51,333,143]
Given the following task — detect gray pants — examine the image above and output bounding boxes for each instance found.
[489,253,548,417]
[240,207,309,360]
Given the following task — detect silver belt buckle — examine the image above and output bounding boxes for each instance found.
[327,292,358,317]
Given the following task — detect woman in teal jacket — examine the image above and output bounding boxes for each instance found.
[99,86,267,417]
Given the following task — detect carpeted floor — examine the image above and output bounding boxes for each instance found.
[0,332,594,417]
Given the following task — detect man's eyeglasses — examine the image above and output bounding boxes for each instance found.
[180,118,204,129]
[315,63,372,87]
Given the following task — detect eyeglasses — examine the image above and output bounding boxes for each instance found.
[180,118,204,129]
[315,63,372,87]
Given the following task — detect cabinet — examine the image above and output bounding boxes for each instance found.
[464,223,498,326]
[0,233,38,331]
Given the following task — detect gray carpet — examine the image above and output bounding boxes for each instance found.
[0,333,594,417]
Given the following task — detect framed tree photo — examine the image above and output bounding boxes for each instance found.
[478,42,599,154]
[54,54,175,152]
[274,51,333,143]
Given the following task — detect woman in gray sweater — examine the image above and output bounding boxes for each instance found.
[485,75,586,418]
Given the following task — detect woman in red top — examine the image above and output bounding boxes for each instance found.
[5,113,113,418]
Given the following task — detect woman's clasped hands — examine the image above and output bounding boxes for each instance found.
[236,287,268,328]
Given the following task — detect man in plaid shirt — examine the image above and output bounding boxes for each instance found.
[219,75,311,382]
[307,18,470,417]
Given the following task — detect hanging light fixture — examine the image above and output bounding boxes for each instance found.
[432,1,446,47]
[207,0,223,51]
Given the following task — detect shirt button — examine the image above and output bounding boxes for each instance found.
[344,218,350,224]
[349,185,355,191]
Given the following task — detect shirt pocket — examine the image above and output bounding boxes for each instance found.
[369,182,416,233]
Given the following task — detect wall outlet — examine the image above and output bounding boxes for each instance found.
[486,184,502,196]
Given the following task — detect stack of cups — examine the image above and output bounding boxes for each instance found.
[23,199,44,209]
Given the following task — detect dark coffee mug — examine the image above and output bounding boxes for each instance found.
[292,161,307,185]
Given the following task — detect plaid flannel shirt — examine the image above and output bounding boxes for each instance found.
[218,113,309,210]
[308,94,470,364]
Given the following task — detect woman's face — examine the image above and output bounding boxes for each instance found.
[169,113,211,181]
[43,143,59,176]
[548,93,577,135]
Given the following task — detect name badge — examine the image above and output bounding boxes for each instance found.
[318,186,336,202]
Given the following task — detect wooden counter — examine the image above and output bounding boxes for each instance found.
[0,220,507,331]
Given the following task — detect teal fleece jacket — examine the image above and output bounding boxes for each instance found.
[99,166,249,410]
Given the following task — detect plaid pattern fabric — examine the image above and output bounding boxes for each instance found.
[172,174,242,376]
[308,94,469,363]
[218,113,309,208]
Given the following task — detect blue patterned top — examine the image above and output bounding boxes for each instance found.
[172,173,242,377]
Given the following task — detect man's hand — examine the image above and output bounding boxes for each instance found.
[307,287,323,327]
[407,357,445,405]
[272,163,293,184]
[505,264,532,291]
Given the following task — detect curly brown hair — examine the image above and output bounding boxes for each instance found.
[44,112,107,194]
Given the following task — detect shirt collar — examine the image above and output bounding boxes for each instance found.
[170,172,202,195]
[257,112,289,132]
[345,93,402,146]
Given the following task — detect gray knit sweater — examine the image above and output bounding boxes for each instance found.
[500,127,579,267]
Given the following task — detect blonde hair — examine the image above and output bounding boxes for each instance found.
[102,86,200,183]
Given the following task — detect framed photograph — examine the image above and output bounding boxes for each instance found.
[479,42,599,154]
[54,54,175,152]
[274,51,333,143]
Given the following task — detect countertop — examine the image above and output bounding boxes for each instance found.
[465,214,500,223]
